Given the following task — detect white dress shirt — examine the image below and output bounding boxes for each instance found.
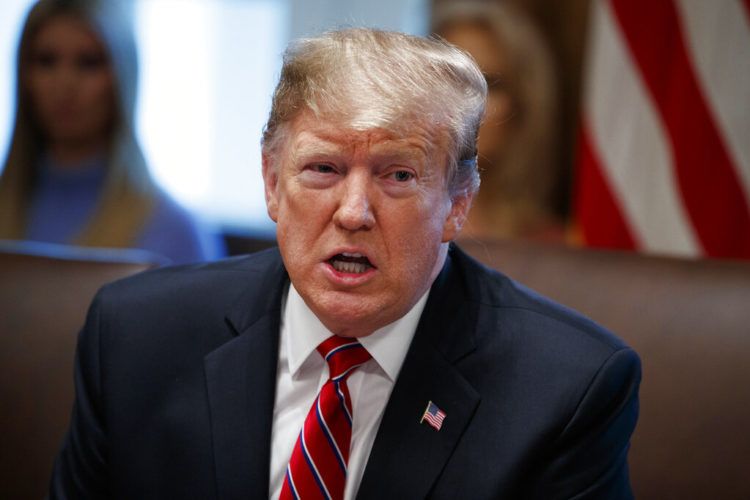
[268,284,429,500]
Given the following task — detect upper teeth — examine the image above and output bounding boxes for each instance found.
[341,252,363,258]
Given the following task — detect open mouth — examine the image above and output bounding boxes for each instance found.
[328,252,375,274]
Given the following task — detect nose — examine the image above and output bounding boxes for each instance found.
[50,63,78,97]
[333,171,375,231]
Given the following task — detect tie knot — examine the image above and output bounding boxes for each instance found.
[317,336,371,380]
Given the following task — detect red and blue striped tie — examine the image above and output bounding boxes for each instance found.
[279,336,371,500]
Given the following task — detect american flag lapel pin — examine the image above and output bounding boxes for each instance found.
[420,400,446,431]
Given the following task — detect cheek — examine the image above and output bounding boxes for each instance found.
[275,181,329,247]
[92,82,116,135]
[25,71,52,109]
[387,214,446,298]
[388,196,449,255]
[88,74,115,111]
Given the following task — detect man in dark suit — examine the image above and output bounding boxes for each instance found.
[50,28,640,499]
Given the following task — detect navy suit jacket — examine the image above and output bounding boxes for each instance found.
[50,244,640,499]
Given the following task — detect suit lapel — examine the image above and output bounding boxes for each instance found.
[205,315,279,499]
[358,246,481,498]
[204,250,287,500]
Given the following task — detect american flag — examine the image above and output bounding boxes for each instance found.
[421,401,446,431]
[574,0,750,259]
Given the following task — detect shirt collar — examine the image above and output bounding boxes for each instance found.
[282,284,429,382]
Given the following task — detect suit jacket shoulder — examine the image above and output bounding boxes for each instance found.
[456,242,631,368]
[97,246,285,318]
[50,248,289,499]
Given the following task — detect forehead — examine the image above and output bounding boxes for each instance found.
[32,15,103,51]
[281,111,449,165]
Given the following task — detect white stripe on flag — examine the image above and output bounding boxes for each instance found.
[585,0,700,256]
[675,0,750,205]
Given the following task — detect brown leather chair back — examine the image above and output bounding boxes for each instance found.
[459,238,750,500]
[0,243,158,499]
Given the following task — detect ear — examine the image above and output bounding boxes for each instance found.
[441,190,474,242]
[262,152,280,223]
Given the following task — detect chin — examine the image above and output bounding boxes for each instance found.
[313,291,391,337]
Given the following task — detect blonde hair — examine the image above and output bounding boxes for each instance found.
[0,0,156,247]
[262,28,487,197]
[433,1,560,235]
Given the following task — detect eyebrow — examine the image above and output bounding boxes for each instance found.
[290,132,431,166]
[288,136,341,165]
[369,139,430,164]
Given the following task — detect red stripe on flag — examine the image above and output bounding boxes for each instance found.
[575,124,637,250]
[611,0,750,258]
[742,0,750,25]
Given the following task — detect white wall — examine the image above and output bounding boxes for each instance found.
[289,0,429,38]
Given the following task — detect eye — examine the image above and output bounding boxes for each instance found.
[299,162,340,189]
[391,170,415,182]
[77,52,108,71]
[310,163,336,174]
[31,50,57,68]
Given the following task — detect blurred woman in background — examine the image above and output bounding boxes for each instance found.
[433,1,564,241]
[0,0,223,263]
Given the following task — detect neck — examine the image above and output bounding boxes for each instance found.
[47,137,108,170]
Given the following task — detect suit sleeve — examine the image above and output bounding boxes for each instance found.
[528,347,642,500]
[48,290,110,499]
